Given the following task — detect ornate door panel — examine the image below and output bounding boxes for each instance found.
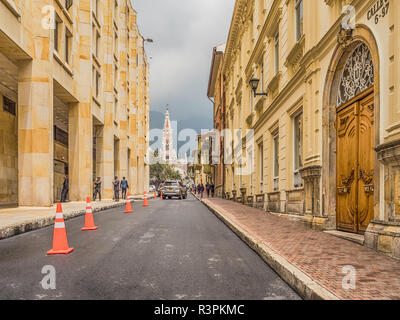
[336,91,374,234]
[337,102,359,233]
[357,93,374,233]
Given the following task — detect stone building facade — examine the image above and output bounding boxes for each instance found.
[207,44,226,198]
[0,0,149,207]
[210,0,400,259]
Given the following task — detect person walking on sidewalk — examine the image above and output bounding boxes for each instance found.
[200,183,205,199]
[61,175,69,203]
[211,183,215,198]
[93,177,102,201]
[197,184,201,195]
[113,176,120,202]
[206,183,210,198]
[120,177,129,200]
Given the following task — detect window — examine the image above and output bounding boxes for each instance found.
[95,30,100,57]
[261,61,264,92]
[114,65,118,87]
[65,28,72,64]
[65,0,73,10]
[93,67,100,98]
[114,0,118,21]
[249,150,253,192]
[273,133,279,191]
[94,0,99,17]
[232,167,235,190]
[258,143,264,193]
[274,31,279,75]
[114,31,118,56]
[54,18,61,52]
[293,112,303,187]
[250,86,253,113]
[114,97,118,121]
[295,0,303,41]
[127,58,130,83]
[3,96,16,116]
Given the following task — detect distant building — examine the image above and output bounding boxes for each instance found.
[161,107,187,178]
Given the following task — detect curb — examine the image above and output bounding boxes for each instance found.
[0,202,126,240]
[201,199,340,300]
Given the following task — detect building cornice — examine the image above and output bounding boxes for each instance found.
[223,0,252,77]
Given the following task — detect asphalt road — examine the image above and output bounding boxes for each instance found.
[0,194,300,300]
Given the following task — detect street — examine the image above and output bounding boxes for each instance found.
[0,195,300,300]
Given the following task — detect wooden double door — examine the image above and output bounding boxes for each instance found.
[336,89,375,234]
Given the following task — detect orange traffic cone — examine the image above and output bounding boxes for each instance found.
[154,191,157,198]
[47,203,74,255]
[125,199,134,213]
[143,191,149,207]
[82,197,99,231]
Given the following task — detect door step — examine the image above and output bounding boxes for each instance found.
[324,230,365,246]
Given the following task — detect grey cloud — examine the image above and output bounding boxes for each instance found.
[132,0,235,127]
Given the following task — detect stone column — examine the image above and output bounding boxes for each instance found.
[300,165,321,217]
[68,102,92,201]
[18,59,53,206]
[68,0,93,202]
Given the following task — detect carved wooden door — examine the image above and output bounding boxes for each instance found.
[336,92,374,234]
[357,93,375,233]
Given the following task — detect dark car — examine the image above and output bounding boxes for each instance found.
[161,181,187,200]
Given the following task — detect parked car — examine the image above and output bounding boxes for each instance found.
[162,181,187,200]
[149,185,156,192]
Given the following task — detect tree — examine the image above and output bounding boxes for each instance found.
[150,163,182,186]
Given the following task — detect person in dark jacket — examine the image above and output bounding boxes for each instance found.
[61,175,69,202]
[206,183,210,197]
[120,177,129,199]
[93,177,102,201]
[200,184,205,199]
[197,184,201,195]
[113,176,120,202]
[211,183,215,197]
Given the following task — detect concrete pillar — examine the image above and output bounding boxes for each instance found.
[17,59,53,206]
[100,126,114,200]
[68,102,92,201]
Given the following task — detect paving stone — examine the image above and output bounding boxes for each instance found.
[201,196,400,300]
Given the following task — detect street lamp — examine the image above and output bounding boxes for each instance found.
[249,78,268,98]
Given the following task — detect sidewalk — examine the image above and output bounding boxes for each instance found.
[0,194,153,240]
[194,194,400,300]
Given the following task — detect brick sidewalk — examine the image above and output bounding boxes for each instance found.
[200,196,400,300]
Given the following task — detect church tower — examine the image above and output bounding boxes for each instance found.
[162,105,177,164]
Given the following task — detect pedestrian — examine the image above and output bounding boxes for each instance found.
[93,177,102,201]
[197,184,201,195]
[200,183,205,199]
[60,175,69,202]
[206,183,210,198]
[113,176,120,202]
[120,177,129,199]
[211,183,215,198]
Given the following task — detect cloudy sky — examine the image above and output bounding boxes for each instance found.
[131,0,235,129]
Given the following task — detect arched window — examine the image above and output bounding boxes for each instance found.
[337,43,374,107]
